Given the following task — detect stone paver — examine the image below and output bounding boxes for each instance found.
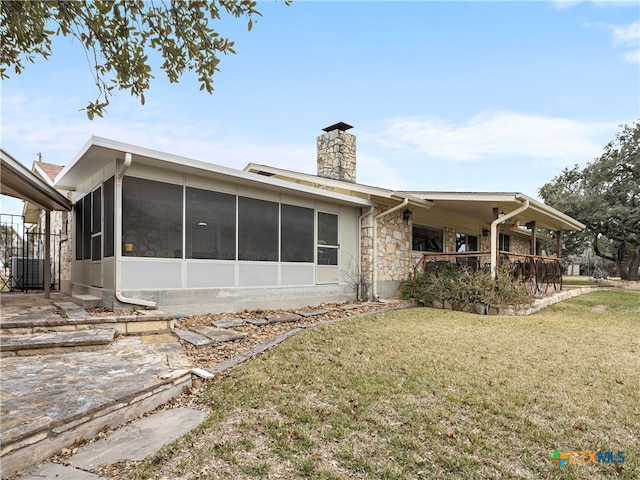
[295,309,329,318]
[211,318,244,329]
[246,318,268,326]
[0,333,193,476]
[21,462,106,480]
[339,304,362,311]
[190,326,248,342]
[265,313,302,323]
[54,301,91,320]
[0,328,115,353]
[174,328,212,347]
[69,408,207,469]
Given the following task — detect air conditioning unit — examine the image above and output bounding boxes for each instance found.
[9,258,44,289]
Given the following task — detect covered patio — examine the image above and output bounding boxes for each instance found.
[0,149,72,298]
[403,191,586,295]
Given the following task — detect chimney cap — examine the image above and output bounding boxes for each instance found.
[322,122,353,132]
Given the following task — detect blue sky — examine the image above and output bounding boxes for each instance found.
[2,0,639,220]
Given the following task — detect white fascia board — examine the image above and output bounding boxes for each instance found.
[56,137,372,208]
[517,194,586,231]
[404,191,585,231]
[245,163,396,197]
[1,149,71,211]
[53,136,96,186]
[401,191,520,203]
[245,163,432,207]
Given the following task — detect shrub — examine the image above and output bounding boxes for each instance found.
[401,262,532,310]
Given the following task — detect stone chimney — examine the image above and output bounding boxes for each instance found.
[317,122,356,182]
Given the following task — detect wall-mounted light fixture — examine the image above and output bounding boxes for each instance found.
[402,209,412,221]
[482,228,490,237]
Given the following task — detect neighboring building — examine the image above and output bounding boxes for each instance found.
[23,160,72,293]
[53,124,585,314]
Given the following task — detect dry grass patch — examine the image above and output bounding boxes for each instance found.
[125,290,639,479]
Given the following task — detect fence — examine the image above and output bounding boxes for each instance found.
[0,213,62,292]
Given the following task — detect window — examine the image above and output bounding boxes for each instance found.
[317,212,338,265]
[412,225,443,252]
[281,204,314,262]
[82,193,91,260]
[456,233,478,252]
[74,197,83,260]
[122,177,183,258]
[91,187,102,261]
[186,187,236,260]
[238,197,278,261]
[499,234,510,252]
[103,177,115,257]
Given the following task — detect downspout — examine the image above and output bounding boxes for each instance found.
[490,197,530,279]
[372,197,409,301]
[114,152,156,308]
[358,206,375,301]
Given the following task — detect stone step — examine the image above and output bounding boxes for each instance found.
[72,294,102,309]
[1,310,176,336]
[0,329,116,356]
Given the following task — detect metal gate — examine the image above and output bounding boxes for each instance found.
[1,213,62,292]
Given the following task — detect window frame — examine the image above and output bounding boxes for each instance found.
[317,211,339,266]
[411,224,444,253]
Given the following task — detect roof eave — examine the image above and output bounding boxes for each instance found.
[56,138,373,208]
[1,149,72,212]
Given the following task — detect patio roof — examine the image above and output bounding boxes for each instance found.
[1,149,71,213]
[400,191,585,232]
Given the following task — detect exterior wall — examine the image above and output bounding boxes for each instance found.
[36,206,72,294]
[509,232,531,255]
[109,284,356,315]
[70,161,361,313]
[70,160,118,293]
[376,206,411,282]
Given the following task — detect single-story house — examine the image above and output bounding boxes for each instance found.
[52,123,585,314]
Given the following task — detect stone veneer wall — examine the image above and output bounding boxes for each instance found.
[478,229,532,256]
[360,204,412,292]
[444,227,456,253]
[509,233,532,255]
[38,208,72,294]
[316,129,356,183]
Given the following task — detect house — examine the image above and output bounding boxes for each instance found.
[52,123,585,314]
[23,160,72,292]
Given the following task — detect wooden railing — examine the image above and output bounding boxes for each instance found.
[412,251,562,297]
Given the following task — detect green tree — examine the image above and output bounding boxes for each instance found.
[539,121,640,281]
[0,0,271,119]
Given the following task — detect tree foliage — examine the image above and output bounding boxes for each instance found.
[0,0,266,119]
[539,121,640,280]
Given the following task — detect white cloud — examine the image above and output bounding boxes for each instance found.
[1,92,315,173]
[611,21,640,44]
[611,21,640,64]
[366,112,614,167]
[553,0,640,9]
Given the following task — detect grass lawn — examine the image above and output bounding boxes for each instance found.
[127,290,639,479]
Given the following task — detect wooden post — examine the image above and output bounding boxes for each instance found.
[556,230,562,259]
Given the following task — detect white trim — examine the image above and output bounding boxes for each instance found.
[55,137,372,208]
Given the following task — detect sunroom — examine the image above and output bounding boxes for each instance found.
[54,137,371,314]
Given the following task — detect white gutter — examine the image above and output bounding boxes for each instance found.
[490,197,530,279]
[114,152,156,308]
[357,206,375,300]
[372,197,409,301]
